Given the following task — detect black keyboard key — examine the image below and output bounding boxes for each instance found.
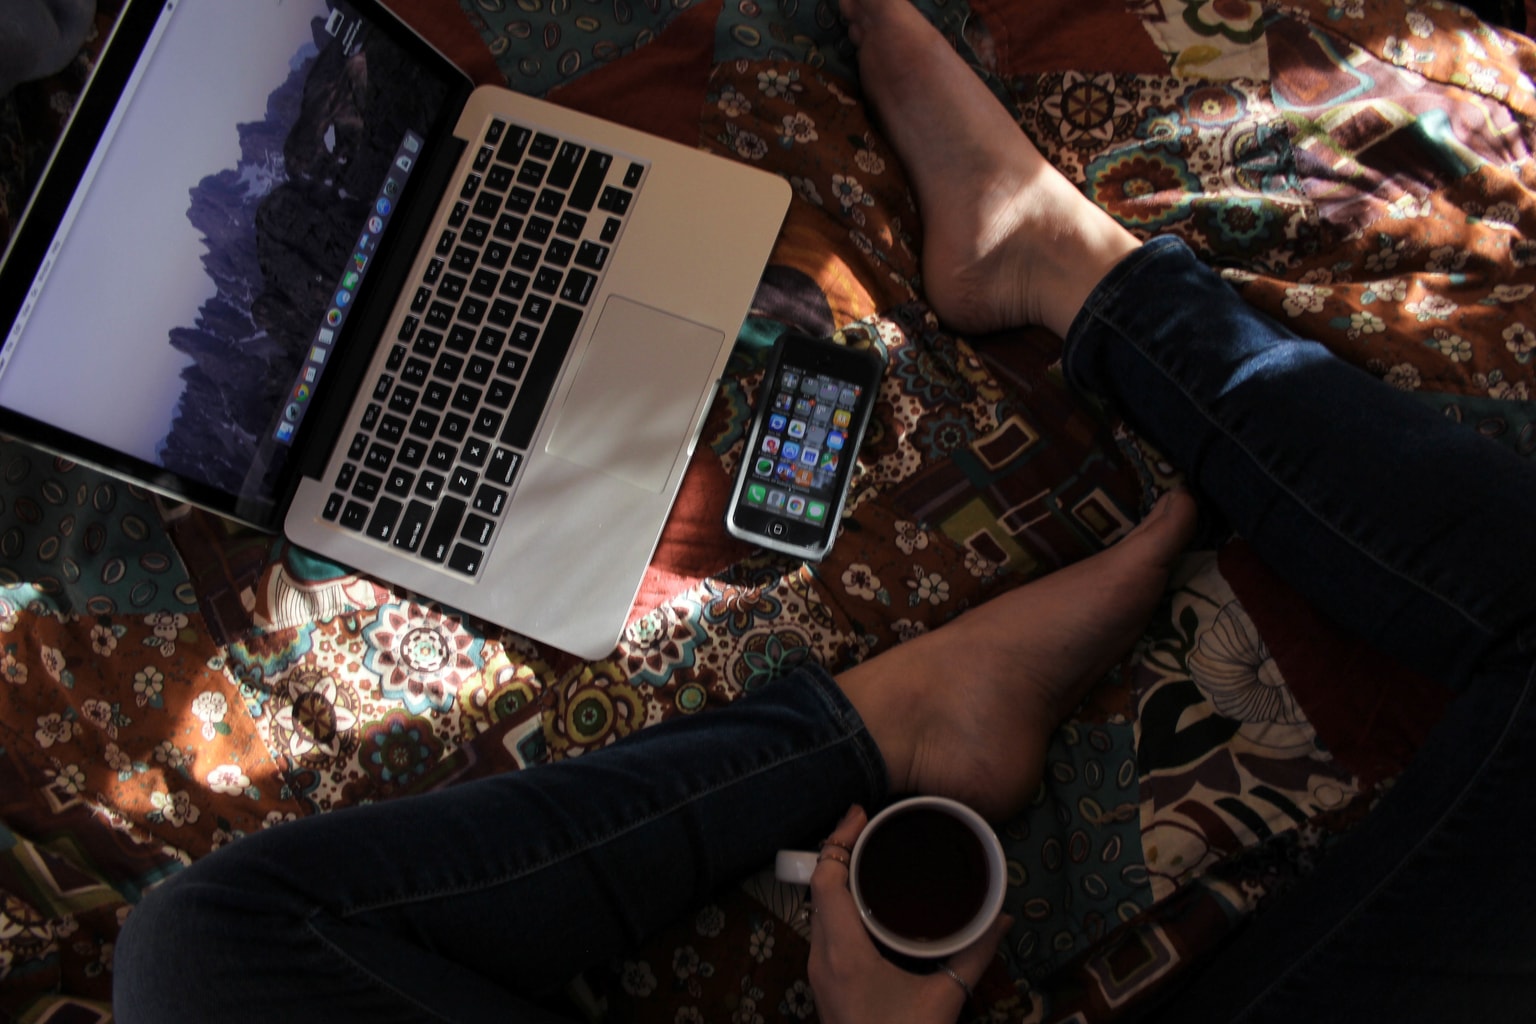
[530,132,559,159]
[353,471,383,502]
[506,186,535,215]
[463,219,491,247]
[462,513,496,547]
[473,146,494,173]
[473,484,508,517]
[486,378,516,408]
[365,443,393,474]
[438,274,466,301]
[523,294,551,322]
[416,470,446,500]
[495,213,523,242]
[485,164,514,192]
[473,192,501,219]
[476,326,507,354]
[398,315,419,342]
[471,269,499,296]
[518,161,546,187]
[466,355,494,385]
[550,142,585,188]
[386,468,415,497]
[575,241,609,271]
[460,173,482,200]
[451,384,481,413]
[510,323,539,351]
[512,245,540,271]
[497,350,528,378]
[623,162,644,188]
[557,211,587,238]
[488,447,522,486]
[434,352,465,380]
[524,216,553,244]
[600,217,621,242]
[447,325,477,353]
[410,410,440,438]
[448,543,483,576]
[485,119,505,145]
[500,271,529,299]
[423,381,452,410]
[598,186,632,214]
[502,303,581,450]
[367,499,403,543]
[361,403,381,430]
[569,150,613,211]
[335,463,356,490]
[463,437,492,467]
[488,300,517,328]
[422,498,467,563]
[450,246,477,274]
[323,492,345,521]
[399,438,427,468]
[436,228,457,255]
[413,329,443,358]
[394,501,432,553]
[428,443,456,471]
[473,408,503,437]
[546,240,574,267]
[483,241,511,269]
[341,500,370,531]
[496,124,531,165]
[533,267,562,295]
[387,387,418,416]
[425,302,454,330]
[449,467,479,496]
[459,297,488,325]
[411,286,431,314]
[377,415,406,445]
[402,357,431,386]
[424,258,444,285]
[536,189,564,216]
[348,432,369,460]
[560,269,597,306]
[443,413,470,442]
[448,202,469,228]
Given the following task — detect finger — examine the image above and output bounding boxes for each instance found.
[944,913,1014,993]
[809,806,871,954]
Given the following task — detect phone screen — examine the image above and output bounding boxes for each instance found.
[727,334,882,559]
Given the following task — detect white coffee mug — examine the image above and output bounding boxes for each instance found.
[776,795,1006,959]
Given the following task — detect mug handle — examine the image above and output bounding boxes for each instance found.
[775,849,820,886]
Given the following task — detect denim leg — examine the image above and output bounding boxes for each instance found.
[1062,235,1536,1018]
[112,665,888,1024]
[1065,236,1536,689]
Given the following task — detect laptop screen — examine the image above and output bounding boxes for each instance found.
[0,0,456,525]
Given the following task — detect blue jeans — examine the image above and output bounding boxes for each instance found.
[1065,237,1536,1022]
[114,237,1536,1022]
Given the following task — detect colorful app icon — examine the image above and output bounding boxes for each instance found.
[318,328,335,345]
[384,178,401,199]
[768,413,787,433]
[781,371,800,391]
[782,441,801,461]
[761,436,781,455]
[786,495,807,516]
[819,382,840,402]
[342,271,360,290]
[773,393,793,412]
[376,198,393,216]
[787,419,807,439]
[820,451,839,471]
[326,309,343,326]
[276,421,296,442]
[396,155,414,172]
[285,402,302,422]
[353,253,369,271]
[304,366,318,383]
[806,500,828,523]
[747,483,768,505]
[794,398,813,417]
[335,289,353,307]
[794,467,816,487]
[403,134,422,154]
[754,457,775,477]
[827,431,846,451]
[832,408,851,428]
[776,462,798,484]
[840,387,860,406]
[766,489,787,510]
[310,346,327,364]
[294,384,311,403]
[368,215,385,234]
[799,446,819,467]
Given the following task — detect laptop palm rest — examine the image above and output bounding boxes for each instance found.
[545,295,724,494]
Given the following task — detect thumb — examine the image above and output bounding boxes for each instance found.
[945,913,1013,990]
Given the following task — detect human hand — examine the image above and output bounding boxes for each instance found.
[805,805,1013,1024]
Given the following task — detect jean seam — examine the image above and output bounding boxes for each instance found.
[338,667,882,917]
[1075,258,1500,644]
[303,910,459,1023]
[1228,657,1536,1021]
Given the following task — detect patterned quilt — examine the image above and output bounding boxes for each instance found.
[3,0,1534,1020]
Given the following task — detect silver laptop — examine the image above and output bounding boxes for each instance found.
[0,0,790,659]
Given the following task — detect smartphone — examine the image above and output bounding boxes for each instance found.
[725,332,884,560]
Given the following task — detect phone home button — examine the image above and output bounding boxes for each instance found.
[770,523,785,537]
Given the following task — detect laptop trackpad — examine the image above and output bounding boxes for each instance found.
[546,296,725,494]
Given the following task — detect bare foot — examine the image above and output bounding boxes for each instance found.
[840,0,1141,338]
[834,490,1197,820]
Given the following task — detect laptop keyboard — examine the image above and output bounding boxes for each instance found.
[321,117,645,577]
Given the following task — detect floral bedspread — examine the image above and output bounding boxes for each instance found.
[3,0,1534,1020]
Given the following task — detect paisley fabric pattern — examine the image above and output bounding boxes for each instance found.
[2,0,1532,1019]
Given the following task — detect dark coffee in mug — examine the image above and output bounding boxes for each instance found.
[854,804,990,943]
